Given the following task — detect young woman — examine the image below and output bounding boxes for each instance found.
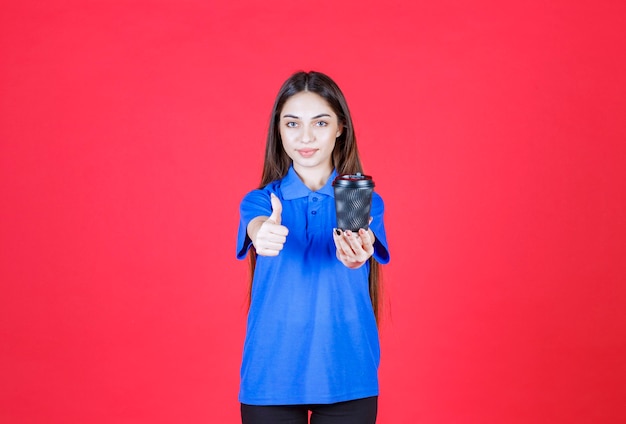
[236,71,390,424]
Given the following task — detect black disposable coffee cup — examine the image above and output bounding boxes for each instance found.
[332,173,375,232]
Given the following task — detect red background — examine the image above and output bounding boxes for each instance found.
[1,0,625,423]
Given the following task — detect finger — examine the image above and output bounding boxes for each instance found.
[257,221,288,238]
[332,229,345,252]
[256,246,280,257]
[268,193,282,225]
[263,241,286,252]
[256,228,288,248]
[345,230,374,262]
[266,234,287,245]
[359,228,374,254]
[358,228,373,246]
[333,236,352,261]
[336,230,357,256]
[254,233,287,255]
[263,223,289,238]
[270,225,289,239]
[344,230,364,252]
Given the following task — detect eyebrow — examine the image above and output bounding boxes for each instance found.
[282,113,333,120]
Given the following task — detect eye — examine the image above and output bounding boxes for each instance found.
[285,121,298,128]
[315,121,328,127]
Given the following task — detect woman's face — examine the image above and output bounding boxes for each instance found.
[279,91,342,176]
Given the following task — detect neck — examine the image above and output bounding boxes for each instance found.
[293,164,333,191]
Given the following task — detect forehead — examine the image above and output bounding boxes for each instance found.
[280,91,336,117]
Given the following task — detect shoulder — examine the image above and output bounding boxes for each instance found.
[372,191,385,210]
[242,180,282,199]
[240,180,282,211]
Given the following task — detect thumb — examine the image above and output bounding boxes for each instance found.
[268,193,282,225]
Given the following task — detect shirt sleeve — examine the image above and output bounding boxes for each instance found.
[236,188,273,260]
[370,192,390,264]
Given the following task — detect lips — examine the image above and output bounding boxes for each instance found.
[297,149,317,158]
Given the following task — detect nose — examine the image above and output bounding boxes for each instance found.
[301,126,313,144]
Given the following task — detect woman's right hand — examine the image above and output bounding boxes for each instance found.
[247,193,289,256]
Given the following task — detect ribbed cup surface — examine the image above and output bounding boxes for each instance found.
[334,186,373,231]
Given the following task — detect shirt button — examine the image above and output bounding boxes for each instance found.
[311,210,317,215]
[312,197,318,202]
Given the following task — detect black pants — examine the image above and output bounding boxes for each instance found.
[241,396,378,424]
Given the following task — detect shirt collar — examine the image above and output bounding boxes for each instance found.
[280,166,337,200]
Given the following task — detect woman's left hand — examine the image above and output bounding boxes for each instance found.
[333,228,375,269]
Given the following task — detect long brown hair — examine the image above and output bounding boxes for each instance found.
[248,71,383,323]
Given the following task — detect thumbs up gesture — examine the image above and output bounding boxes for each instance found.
[267,193,283,225]
[248,193,289,257]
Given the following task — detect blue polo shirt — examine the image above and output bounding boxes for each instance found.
[236,166,390,405]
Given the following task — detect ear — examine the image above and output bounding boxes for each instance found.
[336,123,343,138]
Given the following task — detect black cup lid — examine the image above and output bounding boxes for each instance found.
[332,172,375,188]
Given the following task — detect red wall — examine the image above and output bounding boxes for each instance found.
[1,1,625,423]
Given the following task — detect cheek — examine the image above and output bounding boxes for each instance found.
[280,134,295,155]
[278,130,287,147]
[279,129,293,144]
[279,134,290,150]
[325,136,337,151]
